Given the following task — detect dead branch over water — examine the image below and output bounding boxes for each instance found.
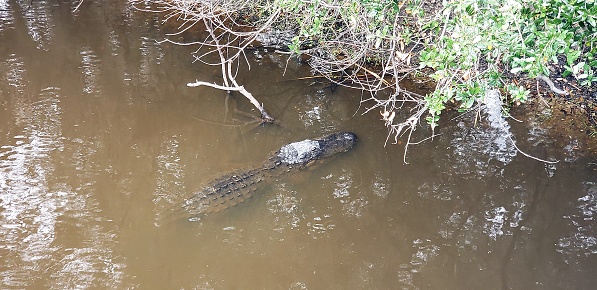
[136,0,280,122]
[137,0,429,147]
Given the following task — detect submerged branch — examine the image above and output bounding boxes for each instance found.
[187,80,274,122]
[172,7,276,123]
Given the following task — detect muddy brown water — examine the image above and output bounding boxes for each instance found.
[1,1,596,289]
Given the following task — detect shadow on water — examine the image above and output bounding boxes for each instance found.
[0,0,596,289]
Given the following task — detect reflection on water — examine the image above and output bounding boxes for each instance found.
[4,55,26,93]
[267,183,302,233]
[22,0,53,50]
[79,49,101,94]
[138,36,163,87]
[558,182,597,263]
[0,1,13,32]
[153,135,187,224]
[0,89,61,287]
[0,82,125,287]
[0,0,596,289]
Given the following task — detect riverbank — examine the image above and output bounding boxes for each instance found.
[151,0,597,157]
[513,74,597,156]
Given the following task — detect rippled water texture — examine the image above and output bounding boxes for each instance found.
[1,1,596,289]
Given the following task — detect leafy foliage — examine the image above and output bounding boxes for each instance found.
[155,0,595,146]
[419,0,597,127]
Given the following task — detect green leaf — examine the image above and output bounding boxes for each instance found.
[563,69,572,77]
[588,16,596,27]
[465,4,474,15]
[567,50,581,65]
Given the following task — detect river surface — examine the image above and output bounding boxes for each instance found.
[1,1,596,289]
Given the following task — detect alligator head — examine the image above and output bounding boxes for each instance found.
[274,131,357,167]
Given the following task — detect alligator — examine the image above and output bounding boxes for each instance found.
[179,131,357,221]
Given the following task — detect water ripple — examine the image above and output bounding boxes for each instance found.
[447,92,517,178]
[79,49,102,95]
[0,0,14,32]
[557,182,597,264]
[0,88,127,288]
[267,183,302,233]
[4,54,27,93]
[21,0,54,50]
[298,90,338,131]
[139,36,163,88]
[153,136,186,222]
[0,88,63,287]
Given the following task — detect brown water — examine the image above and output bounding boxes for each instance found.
[1,1,596,289]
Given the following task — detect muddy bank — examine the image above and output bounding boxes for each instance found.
[511,74,597,157]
